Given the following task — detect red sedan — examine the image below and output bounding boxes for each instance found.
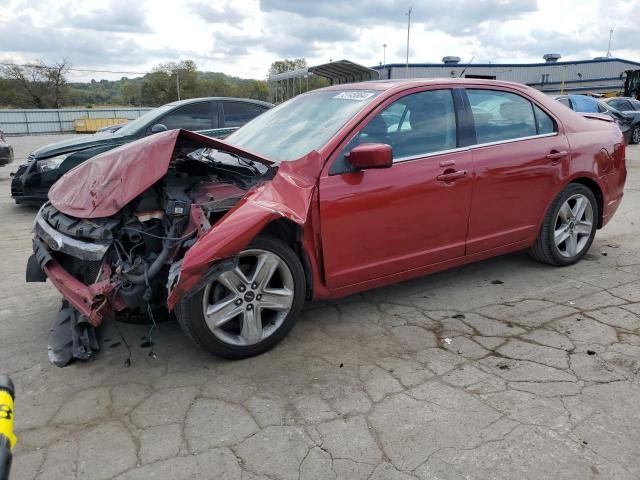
[28,79,626,364]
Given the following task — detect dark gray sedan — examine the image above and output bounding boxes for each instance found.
[0,130,14,166]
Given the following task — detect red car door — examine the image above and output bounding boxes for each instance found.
[319,89,474,289]
[464,88,570,254]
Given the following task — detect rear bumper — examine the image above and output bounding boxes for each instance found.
[602,191,624,227]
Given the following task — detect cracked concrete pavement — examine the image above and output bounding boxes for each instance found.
[1,135,639,480]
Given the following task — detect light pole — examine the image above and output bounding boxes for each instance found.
[382,43,387,79]
[405,7,412,77]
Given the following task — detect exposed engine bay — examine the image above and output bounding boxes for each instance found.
[28,140,274,366]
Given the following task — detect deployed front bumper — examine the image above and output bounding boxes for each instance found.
[28,212,125,326]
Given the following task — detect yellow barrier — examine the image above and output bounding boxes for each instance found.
[74,117,128,133]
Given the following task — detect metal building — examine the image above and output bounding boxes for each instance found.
[372,55,640,95]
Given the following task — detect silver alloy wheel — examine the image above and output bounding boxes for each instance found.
[633,127,640,144]
[554,193,594,258]
[202,249,295,346]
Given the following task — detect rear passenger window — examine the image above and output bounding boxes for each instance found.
[160,102,214,131]
[467,90,537,143]
[533,105,556,134]
[222,102,265,128]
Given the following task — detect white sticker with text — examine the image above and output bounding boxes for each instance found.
[332,92,375,101]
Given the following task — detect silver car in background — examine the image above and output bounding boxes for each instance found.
[0,130,14,166]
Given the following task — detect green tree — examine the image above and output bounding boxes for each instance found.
[0,59,70,108]
[269,58,308,75]
[121,80,142,106]
[141,60,199,106]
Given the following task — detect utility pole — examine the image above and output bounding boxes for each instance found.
[383,43,387,67]
[405,7,412,77]
[606,28,613,58]
[176,73,181,100]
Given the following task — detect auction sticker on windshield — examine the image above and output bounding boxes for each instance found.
[333,92,375,101]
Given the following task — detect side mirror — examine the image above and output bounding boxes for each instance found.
[150,123,168,134]
[346,143,393,170]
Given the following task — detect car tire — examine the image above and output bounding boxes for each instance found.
[530,183,598,266]
[631,126,640,145]
[175,235,306,359]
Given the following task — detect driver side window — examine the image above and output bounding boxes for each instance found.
[332,89,457,174]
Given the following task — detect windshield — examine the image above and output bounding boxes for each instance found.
[116,105,173,136]
[225,90,380,161]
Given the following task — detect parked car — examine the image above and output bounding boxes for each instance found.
[0,130,14,166]
[600,97,640,144]
[601,96,640,112]
[10,97,273,205]
[555,94,637,144]
[27,79,626,364]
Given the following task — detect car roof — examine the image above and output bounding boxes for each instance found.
[316,78,533,93]
[165,97,274,108]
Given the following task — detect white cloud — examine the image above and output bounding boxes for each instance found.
[0,0,638,81]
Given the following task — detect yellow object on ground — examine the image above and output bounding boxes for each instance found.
[0,390,15,450]
[74,117,128,133]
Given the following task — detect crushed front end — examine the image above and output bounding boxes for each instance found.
[27,130,271,366]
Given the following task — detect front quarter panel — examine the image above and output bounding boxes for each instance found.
[167,151,324,310]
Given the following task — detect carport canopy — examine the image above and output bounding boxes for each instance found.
[308,60,380,84]
[268,60,380,85]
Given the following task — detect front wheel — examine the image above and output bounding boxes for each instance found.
[631,126,640,145]
[176,235,306,359]
[530,183,598,266]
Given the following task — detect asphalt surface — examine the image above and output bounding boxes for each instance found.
[1,134,639,480]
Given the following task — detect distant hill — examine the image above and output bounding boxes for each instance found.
[0,69,270,108]
[64,71,269,108]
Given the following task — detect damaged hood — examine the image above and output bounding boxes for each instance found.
[48,129,274,219]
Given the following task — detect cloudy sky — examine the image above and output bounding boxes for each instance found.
[0,0,638,82]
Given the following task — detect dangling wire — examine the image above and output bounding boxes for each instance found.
[113,320,133,368]
[145,303,158,360]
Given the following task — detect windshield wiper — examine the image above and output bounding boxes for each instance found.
[201,149,261,175]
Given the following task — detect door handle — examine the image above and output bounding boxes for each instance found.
[546,150,568,161]
[437,170,467,182]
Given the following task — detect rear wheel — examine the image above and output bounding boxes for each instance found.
[530,183,598,266]
[631,126,640,145]
[176,235,305,359]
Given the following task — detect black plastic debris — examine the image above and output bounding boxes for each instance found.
[48,301,100,367]
[491,280,504,285]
